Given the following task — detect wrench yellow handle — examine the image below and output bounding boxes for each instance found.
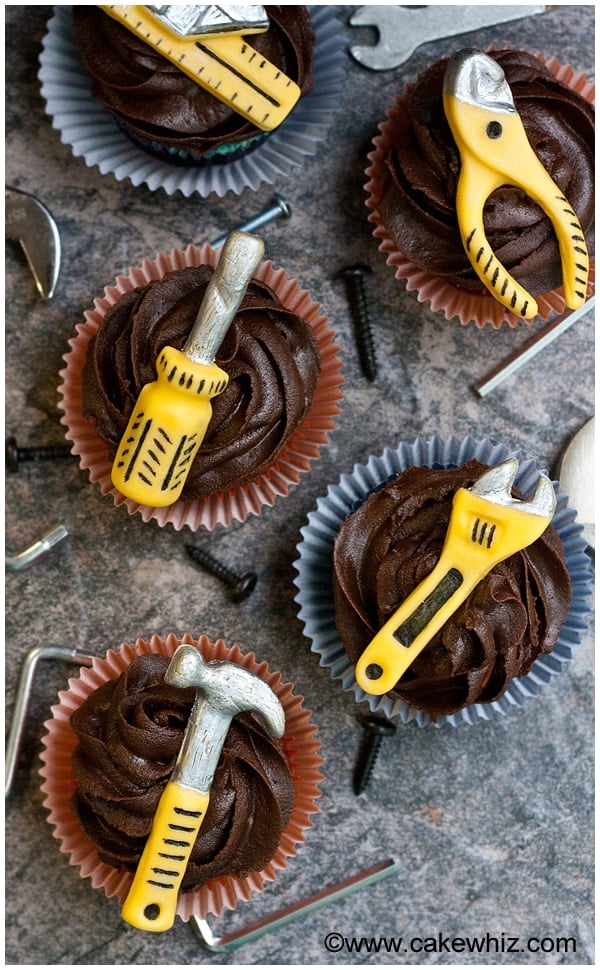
[121,781,209,933]
[111,347,228,507]
[444,94,589,318]
[356,486,553,695]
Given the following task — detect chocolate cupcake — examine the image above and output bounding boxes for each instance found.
[294,436,593,727]
[365,49,595,328]
[72,6,316,166]
[58,243,343,530]
[39,633,323,924]
[39,6,347,197]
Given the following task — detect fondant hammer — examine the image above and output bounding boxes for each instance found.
[121,644,285,933]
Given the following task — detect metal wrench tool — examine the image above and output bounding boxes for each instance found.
[349,6,546,71]
[356,458,556,695]
[5,186,61,300]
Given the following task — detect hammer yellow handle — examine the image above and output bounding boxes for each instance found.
[444,95,589,318]
[101,5,301,130]
[355,486,552,696]
[121,781,209,933]
[111,348,228,507]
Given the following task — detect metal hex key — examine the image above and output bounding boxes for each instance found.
[191,858,399,951]
[5,644,93,798]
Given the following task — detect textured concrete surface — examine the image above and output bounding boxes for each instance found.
[5,5,594,966]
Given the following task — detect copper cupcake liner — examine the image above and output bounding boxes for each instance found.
[364,53,595,330]
[293,434,593,728]
[57,244,343,531]
[39,632,323,922]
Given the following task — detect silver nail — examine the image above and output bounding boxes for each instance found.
[5,644,94,798]
[210,194,292,249]
[5,524,69,571]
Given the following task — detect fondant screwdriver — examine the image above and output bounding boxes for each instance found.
[111,231,264,507]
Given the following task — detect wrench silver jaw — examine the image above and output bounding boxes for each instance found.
[470,458,556,519]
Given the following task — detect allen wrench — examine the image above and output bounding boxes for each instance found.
[191,858,399,951]
[474,296,595,397]
[5,524,69,571]
[5,644,93,798]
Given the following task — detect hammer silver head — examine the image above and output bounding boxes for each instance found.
[165,644,286,793]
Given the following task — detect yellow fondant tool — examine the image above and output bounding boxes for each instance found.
[355,459,556,696]
[121,644,285,932]
[100,5,301,130]
[111,231,264,507]
[443,49,589,319]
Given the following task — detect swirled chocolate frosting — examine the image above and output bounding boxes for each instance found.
[73,6,315,157]
[70,654,294,890]
[376,49,595,295]
[81,266,321,500]
[333,461,571,718]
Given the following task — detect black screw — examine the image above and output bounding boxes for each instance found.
[337,264,377,382]
[185,545,257,603]
[353,712,396,795]
[6,435,72,473]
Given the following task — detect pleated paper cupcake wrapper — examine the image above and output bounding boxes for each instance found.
[293,434,593,728]
[39,633,323,923]
[38,6,347,198]
[57,243,343,531]
[364,54,595,330]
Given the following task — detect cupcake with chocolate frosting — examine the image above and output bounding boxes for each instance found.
[365,49,595,328]
[294,435,593,727]
[72,6,316,166]
[58,242,343,530]
[39,633,323,924]
[39,6,347,197]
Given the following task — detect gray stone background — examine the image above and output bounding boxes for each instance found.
[5,5,595,966]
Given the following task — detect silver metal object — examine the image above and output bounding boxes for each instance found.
[5,644,94,798]
[210,194,292,249]
[557,416,595,550]
[5,524,69,571]
[5,186,61,300]
[470,458,556,520]
[348,5,546,71]
[192,858,399,951]
[147,5,269,38]
[474,296,595,397]
[184,231,264,364]
[165,644,284,795]
[443,48,515,112]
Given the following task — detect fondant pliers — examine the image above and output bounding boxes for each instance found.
[443,49,589,319]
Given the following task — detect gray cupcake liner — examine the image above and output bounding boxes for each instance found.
[293,434,593,728]
[38,6,347,198]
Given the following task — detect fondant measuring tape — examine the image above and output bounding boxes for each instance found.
[100,5,301,131]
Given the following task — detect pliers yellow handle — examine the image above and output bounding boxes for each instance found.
[443,50,589,319]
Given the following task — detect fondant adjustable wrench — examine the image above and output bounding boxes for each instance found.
[355,459,556,696]
[443,49,589,319]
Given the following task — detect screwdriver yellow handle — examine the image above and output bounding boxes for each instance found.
[111,347,228,507]
[444,94,589,318]
[356,486,553,696]
[121,781,209,933]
